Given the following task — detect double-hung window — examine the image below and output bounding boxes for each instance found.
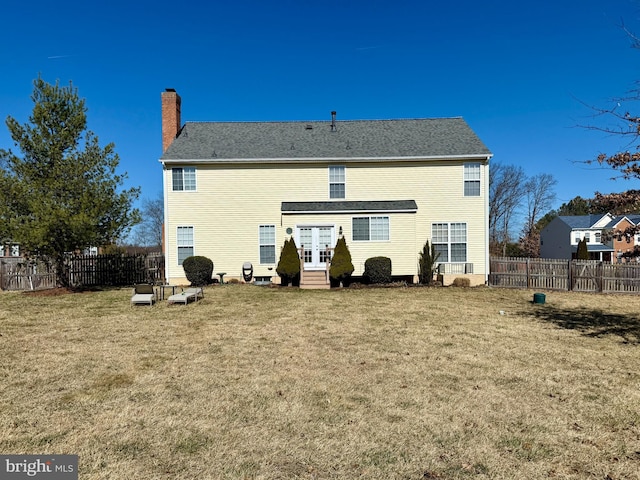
[259,225,276,264]
[353,216,389,241]
[177,226,194,265]
[432,222,467,262]
[463,163,481,196]
[172,167,196,191]
[329,165,345,199]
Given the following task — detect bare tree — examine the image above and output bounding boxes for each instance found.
[520,174,557,257]
[489,163,526,255]
[130,194,164,249]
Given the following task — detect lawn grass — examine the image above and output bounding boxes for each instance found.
[0,285,639,479]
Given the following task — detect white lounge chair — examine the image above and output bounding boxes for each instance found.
[131,284,156,306]
[167,287,203,305]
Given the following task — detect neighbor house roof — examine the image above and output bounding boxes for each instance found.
[557,214,610,229]
[605,215,640,229]
[281,200,418,213]
[161,117,492,162]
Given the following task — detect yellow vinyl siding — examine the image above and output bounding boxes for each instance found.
[164,160,488,283]
[282,212,416,277]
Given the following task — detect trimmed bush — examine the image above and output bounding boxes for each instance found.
[329,237,354,287]
[452,277,471,287]
[276,237,301,286]
[363,256,392,284]
[182,256,213,286]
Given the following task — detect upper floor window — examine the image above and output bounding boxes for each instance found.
[584,232,591,243]
[463,163,481,196]
[329,166,345,199]
[172,167,196,191]
[353,216,389,241]
[595,232,601,243]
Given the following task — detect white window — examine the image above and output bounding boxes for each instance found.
[329,165,345,199]
[584,232,591,243]
[177,226,194,265]
[574,233,581,244]
[432,222,467,262]
[9,244,20,257]
[464,163,481,196]
[259,225,276,264]
[172,167,196,191]
[352,216,389,241]
[595,232,601,243]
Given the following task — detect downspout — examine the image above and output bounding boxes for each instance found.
[484,156,491,284]
[161,160,169,284]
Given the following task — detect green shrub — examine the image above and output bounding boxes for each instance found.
[182,256,213,286]
[418,240,440,285]
[452,277,471,287]
[329,237,354,287]
[363,256,392,284]
[276,237,301,286]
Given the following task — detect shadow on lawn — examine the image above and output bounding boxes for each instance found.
[524,304,640,345]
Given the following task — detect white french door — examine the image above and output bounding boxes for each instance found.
[297,226,335,270]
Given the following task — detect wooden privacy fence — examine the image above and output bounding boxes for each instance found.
[0,258,57,291]
[489,257,640,294]
[66,254,165,287]
[0,253,165,291]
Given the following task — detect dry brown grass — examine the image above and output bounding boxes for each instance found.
[1,285,639,479]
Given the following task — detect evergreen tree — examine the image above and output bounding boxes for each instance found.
[418,240,439,284]
[0,77,140,286]
[276,237,300,286]
[329,237,354,287]
[576,238,589,260]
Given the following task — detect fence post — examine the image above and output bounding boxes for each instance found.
[568,260,572,291]
[597,261,603,293]
[526,257,530,288]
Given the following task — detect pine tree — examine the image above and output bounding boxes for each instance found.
[276,237,300,286]
[576,238,589,260]
[418,240,440,284]
[329,236,354,287]
[0,77,140,287]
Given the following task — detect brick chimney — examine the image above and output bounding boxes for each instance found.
[161,88,181,153]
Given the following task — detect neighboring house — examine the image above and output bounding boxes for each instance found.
[0,242,20,258]
[540,213,640,262]
[608,214,640,262]
[159,89,493,286]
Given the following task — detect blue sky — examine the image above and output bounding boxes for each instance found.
[1,0,640,220]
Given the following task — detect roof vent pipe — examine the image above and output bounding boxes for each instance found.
[331,111,337,132]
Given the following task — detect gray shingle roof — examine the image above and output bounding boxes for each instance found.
[161,117,492,162]
[281,200,418,213]
[558,214,609,229]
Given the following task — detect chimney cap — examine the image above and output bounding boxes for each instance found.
[165,88,176,92]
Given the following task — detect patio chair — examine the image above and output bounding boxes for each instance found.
[131,284,156,306]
